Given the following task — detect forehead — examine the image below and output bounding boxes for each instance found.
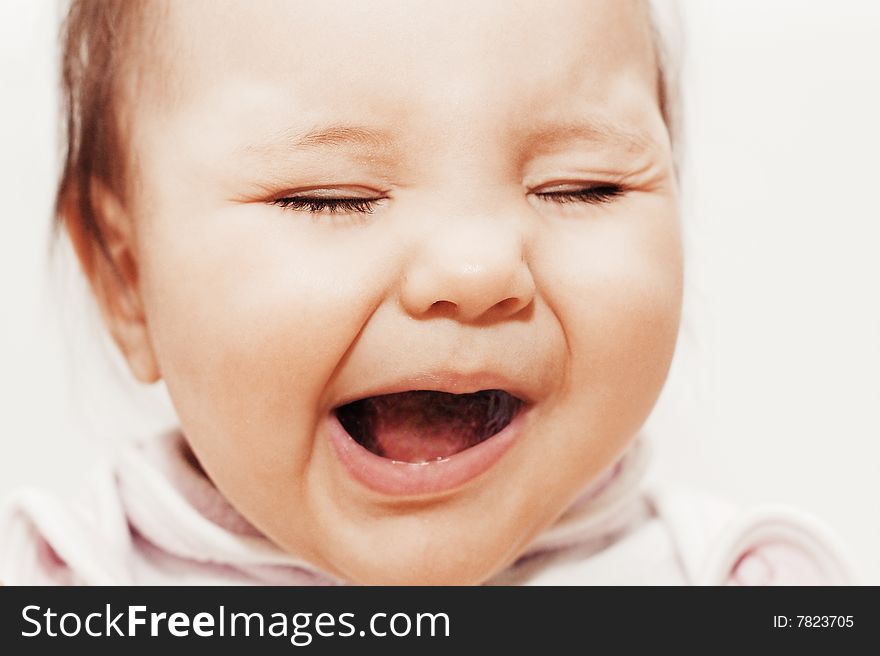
[137,0,666,178]
[167,1,654,71]
[160,1,657,118]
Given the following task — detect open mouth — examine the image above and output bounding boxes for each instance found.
[334,389,525,463]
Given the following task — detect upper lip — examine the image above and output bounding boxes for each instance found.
[331,368,538,409]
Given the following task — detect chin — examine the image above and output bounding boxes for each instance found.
[320,526,514,586]
[346,556,501,586]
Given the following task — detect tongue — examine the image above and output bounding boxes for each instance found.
[336,389,522,463]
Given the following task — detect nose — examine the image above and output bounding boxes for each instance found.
[399,210,536,323]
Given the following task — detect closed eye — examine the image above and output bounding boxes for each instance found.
[270,183,624,217]
[533,183,625,205]
[271,196,383,215]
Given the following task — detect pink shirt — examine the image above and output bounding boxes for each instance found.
[0,430,856,585]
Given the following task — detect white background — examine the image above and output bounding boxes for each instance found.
[1,1,878,583]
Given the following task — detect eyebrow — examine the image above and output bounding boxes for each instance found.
[238,117,658,160]
[520,119,658,155]
[238,123,396,157]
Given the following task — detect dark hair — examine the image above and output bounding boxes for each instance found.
[53,0,149,280]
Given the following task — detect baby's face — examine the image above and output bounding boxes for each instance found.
[122,0,681,583]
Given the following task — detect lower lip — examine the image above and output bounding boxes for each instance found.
[326,405,530,497]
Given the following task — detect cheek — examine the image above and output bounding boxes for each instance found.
[136,206,397,480]
[536,202,683,443]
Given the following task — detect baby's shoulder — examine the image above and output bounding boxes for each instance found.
[0,458,132,585]
[504,483,857,585]
[644,483,857,585]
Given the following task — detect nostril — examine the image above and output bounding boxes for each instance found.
[494,297,520,313]
[429,300,457,316]
[492,296,524,316]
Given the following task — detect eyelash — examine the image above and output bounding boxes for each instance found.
[270,184,624,216]
[271,196,381,215]
[536,184,624,205]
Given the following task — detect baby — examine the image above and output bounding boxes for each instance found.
[0,0,855,585]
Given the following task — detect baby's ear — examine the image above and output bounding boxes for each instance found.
[62,178,161,384]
